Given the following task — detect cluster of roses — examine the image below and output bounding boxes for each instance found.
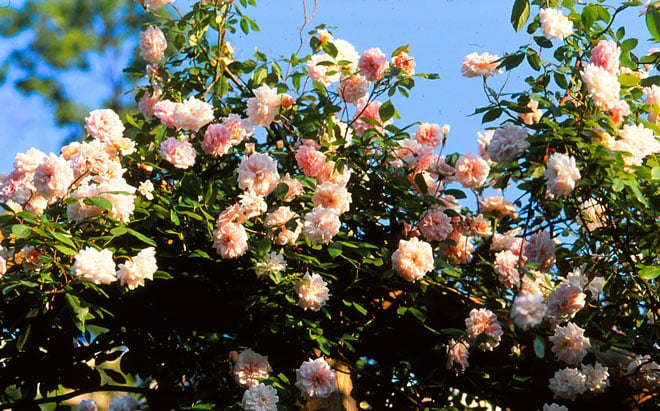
[229,348,337,410]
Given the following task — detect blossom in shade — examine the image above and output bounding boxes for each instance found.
[295,145,326,178]
[580,198,605,231]
[139,26,167,62]
[160,137,196,169]
[85,109,125,143]
[279,174,305,202]
[549,322,591,364]
[139,87,162,118]
[352,101,392,136]
[519,99,542,125]
[116,247,157,290]
[581,362,609,393]
[391,237,434,282]
[213,222,248,259]
[547,283,586,320]
[307,53,340,86]
[461,52,502,78]
[358,47,389,81]
[295,271,330,311]
[446,339,469,373]
[255,252,287,278]
[303,207,341,244]
[238,192,267,221]
[543,404,568,411]
[586,276,605,301]
[487,123,529,163]
[581,63,620,110]
[33,153,74,201]
[237,153,280,196]
[265,206,301,245]
[549,367,587,401]
[202,123,233,157]
[494,250,521,288]
[610,99,630,125]
[524,230,556,271]
[418,207,453,242]
[246,85,281,127]
[590,39,620,75]
[242,383,279,411]
[295,357,336,398]
[72,247,117,285]
[338,74,369,104]
[143,0,175,11]
[108,395,139,411]
[454,152,490,189]
[544,153,580,197]
[413,123,445,148]
[391,51,415,76]
[539,8,573,40]
[465,308,503,351]
[233,348,272,387]
[0,256,6,278]
[440,231,475,265]
[312,182,352,216]
[627,355,660,389]
[480,196,517,219]
[467,214,492,237]
[510,293,545,330]
[78,400,98,411]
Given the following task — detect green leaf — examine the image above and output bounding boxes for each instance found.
[54,244,77,256]
[582,4,599,30]
[391,44,410,57]
[85,196,113,212]
[482,108,503,123]
[502,53,525,71]
[533,336,545,359]
[328,242,342,259]
[126,229,156,247]
[647,6,660,43]
[51,231,76,249]
[65,294,89,333]
[511,0,530,32]
[618,73,640,87]
[271,182,289,200]
[11,224,31,239]
[638,265,660,280]
[414,173,428,194]
[378,100,395,122]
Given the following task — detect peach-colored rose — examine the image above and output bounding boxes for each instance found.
[213,222,248,259]
[590,40,620,75]
[237,153,280,196]
[311,182,352,216]
[303,207,341,244]
[139,26,167,62]
[391,237,434,282]
[465,308,502,351]
[203,124,233,157]
[246,85,281,127]
[295,271,330,311]
[461,52,502,78]
[160,137,196,169]
[295,357,336,398]
[264,206,301,245]
[455,152,490,189]
[233,348,272,387]
[358,47,389,82]
[391,51,415,77]
[338,74,369,104]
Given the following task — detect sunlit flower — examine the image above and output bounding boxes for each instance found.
[295,271,330,311]
[295,357,336,398]
[391,237,434,282]
[234,348,272,387]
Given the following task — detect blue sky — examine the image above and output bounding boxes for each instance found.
[0,0,651,174]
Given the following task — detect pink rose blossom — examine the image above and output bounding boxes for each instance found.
[549,367,587,401]
[352,101,392,136]
[242,383,279,411]
[461,52,502,78]
[477,129,494,161]
[418,207,453,242]
[413,123,445,148]
[544,153,580,197]
[590,40,620,75]
[85,109,125,144]
[446,339,469,373]
[264,206,301,245]
[338,74,370,104]
[391,51,415,77]
[237,153,280,196]
[202,124,233,157]
[467,214,492,237]
[440,231,475,265]
[316,161,351,186]
[303,207,341,244]
[295,145,326,178]
[510,293,545,330]
[296,271,330,311]
[139,87,162,118]
[171,97,214,132]
[547,283,586,320]
[295,357,336,398]
[279,173,305,202]
[213,222,248,259]
[246,85,281,127]
[154,100,177,128]
[358,47,389,82]
[581,63,620,110]
[255,252,287,279]
[488,123,529,163]
[33,153,74,201]
[494,250,521,288]
[391,237,434,282]
[518,99,542,125]
[72,247,117,285]
[233,348,272,387]
[609,99,630,125]
[549,322,591,364]
[116,247,157,290]
[454,152,490,189]
[238,192,267,221]
[645,84,660,121]
[14,148,46,176]
[139,26,167,63]
[582,362,609,394]
[311,182,352,216]
[586,276,605,301]
[221,113,253,144]
[307,53,340,86]
[98,178,137,223]
[525,230,556,271]
[480,196,517,219]
[465,308,503,351]
[160,137,196,169]
[539,8,573,40]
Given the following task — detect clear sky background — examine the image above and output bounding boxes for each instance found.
[0,0,651,174]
